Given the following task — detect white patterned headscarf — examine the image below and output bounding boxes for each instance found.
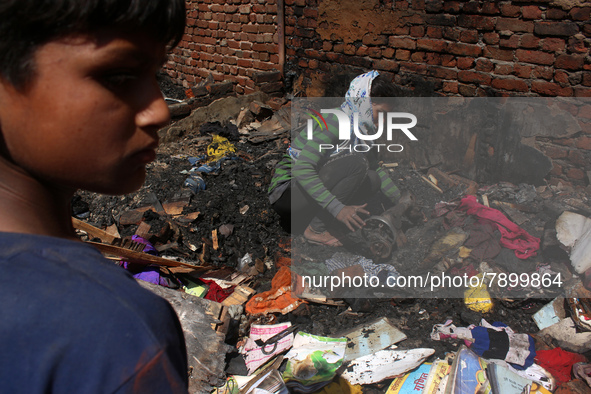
[337,70,379,151]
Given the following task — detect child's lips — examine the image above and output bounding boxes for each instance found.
[132,144,158,164]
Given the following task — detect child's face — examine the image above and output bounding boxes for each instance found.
[0,29,170,195]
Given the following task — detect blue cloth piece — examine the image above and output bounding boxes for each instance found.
[469,324,535,369]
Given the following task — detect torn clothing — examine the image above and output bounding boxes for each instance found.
[459,195,540,259]
[0,232,188,394]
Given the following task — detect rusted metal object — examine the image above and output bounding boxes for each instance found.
[362,190,416,260]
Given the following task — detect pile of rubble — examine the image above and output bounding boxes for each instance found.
[73,92,591,393]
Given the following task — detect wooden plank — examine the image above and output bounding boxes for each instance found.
[221,285,256,307]
[88,241,207,270]
[72,217,118,244]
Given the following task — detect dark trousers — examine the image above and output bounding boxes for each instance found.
[272,153,380,234]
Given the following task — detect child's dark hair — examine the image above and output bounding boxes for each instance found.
[371,73,399,99]
[0,0,186,90]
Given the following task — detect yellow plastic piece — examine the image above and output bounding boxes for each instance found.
[207,135,236,162]
[464,274,493,313]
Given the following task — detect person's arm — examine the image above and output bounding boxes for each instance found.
[376,166,401,204]
[292,120,344,217]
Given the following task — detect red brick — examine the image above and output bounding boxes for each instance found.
[583,73,591,87]
[535,22,579,37]
[516,49,554,65]
[522,6,542,19]
[399,62,428,75]
[514,64,532,78]
[500,35,520,49]
[356,46,369,56]
[362,34,388,46]
[344,44,356,55]
[531,81,573,96]
[483,32,500,45]
[396,0,409,10]
[252,4,265,12]
[566,167,586,180]
[458,70,492,85]
[492,77,529,92]
[460,30,479,43]
[482,2,500,15]
[458,84,477,96]
[555,54,585,71]
[389,37,416,50]
[237,58,254,68]
[497,18,534,33]
[441,54,456,67]
[303,8,318,18]
[533,66,554,80]
[484,47,514,61]
[411,51,426,62]
[570,7,591,21]
[449,43,482,57]
[495,63,513,75]
[417,38,448,52]
[577,88,591,97]
[476,58,494,72]
[443,1,461,13]
[544,145,568,159]
[426,26,443,38]
[368,48,382,58]
[428,66,457,79]
[554,70,569,85]
[395,49,411,61]
[500,4,520,17]
[568,150,588,167]
[443,81,459,93]
[541,38,566,52]
[568,35,587,54]
[547,8,568,19]
[577,136,591,151]
[442,27,459,41]
[457,57,475,69]
[554,138,575,147]
[520,34,540,49]
[425,52,441,65]
[394,26,410,35]
[548,163,563,176]
[458,15,495,30]
[411,26,425,37]
[383,47,395,58]
[374,58,399,72]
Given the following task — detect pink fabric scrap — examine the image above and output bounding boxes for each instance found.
[458,195,540,259]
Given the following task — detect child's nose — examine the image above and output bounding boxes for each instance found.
[135,81,170,130]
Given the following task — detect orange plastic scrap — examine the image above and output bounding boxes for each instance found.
[245,266,305,315]
[275,256,291,268]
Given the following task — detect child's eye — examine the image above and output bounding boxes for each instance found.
[100,71,138,89]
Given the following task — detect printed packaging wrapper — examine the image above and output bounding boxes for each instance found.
[242,322,295,375]
[283,332,347,386]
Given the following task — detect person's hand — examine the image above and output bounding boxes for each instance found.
[336,204,370,232]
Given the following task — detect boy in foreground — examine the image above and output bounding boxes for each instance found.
[0,0,189,392]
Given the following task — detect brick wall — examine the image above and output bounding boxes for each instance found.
[163,0,282,95]
[284,0,590,187]
[285,0,590,98]
[163,0,590,187]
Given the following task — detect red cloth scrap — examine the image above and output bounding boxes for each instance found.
[459,195,540,259]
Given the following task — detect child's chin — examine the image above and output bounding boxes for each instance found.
[92,171,146,195]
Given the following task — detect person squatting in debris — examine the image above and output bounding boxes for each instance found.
[269,71,402,246]
[0,1,189,392]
